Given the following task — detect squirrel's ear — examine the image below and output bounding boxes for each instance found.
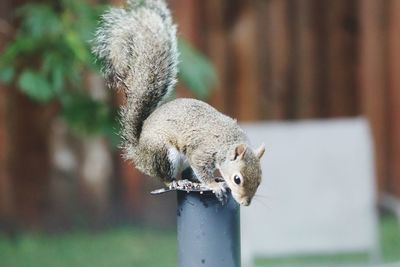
[255,144,265,159]
[234,144,247,160]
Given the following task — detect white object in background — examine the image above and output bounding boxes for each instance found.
[241,118,380,266]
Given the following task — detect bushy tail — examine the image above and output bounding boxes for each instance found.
[92,0,178,149]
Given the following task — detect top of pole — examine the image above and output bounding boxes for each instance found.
[150,179,212,195]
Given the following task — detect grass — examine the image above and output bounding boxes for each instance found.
[255,252,370,266]
[0,227,177,267]
[380,213,400,262]
[0,214,398,267]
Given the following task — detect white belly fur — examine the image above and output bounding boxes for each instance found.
[168,147,190,179]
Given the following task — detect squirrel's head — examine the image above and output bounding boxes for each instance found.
[219,143,265,206]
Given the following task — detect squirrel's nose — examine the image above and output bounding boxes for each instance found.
[241,198,251,206]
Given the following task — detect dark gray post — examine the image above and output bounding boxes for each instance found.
[177,190,241,267]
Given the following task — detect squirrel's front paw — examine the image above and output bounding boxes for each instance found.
[208,181,228,203]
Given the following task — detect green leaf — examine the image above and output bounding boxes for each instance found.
[69,2,106,42]
[17,70,55,102]
[65,30,90,63]
[16,4,62,39]
[60,93,118,138]
[51,66,64,93]
[178,39,217,99]
[41,52,66,92]
[1,36,38,64]
[0,66,15,84]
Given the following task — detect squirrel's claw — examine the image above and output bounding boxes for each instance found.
[208,181,228,204]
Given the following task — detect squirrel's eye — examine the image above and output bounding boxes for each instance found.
[233,175,241,185]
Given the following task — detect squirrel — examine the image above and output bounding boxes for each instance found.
[92,0,265,206]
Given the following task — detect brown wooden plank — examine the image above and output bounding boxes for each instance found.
[310,0,329,118]
[257,0,292,120]
[231,2,260,121]
[169,0,199,99]
[202,1,231,113]
[358,0,388,192]
[387,0,400,197]
[0,0,17,230]
[291,0,318,119]
[0,85,10,219]
[0,0,57,229]
[0,0,12,221]
[254,0,271,120]
[324,0,358,117]
[0,82,12,222]
[6,91,57,228]
[169,0,202,45]
[268,0,291,120]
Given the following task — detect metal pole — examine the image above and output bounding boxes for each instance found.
[177,190,241,267]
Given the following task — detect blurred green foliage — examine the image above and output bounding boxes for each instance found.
[0,0,216,141]
[178,39,216,100]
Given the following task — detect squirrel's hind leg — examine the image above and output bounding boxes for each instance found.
[133,141,180,183]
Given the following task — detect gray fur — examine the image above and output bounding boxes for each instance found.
[92,0,178,148]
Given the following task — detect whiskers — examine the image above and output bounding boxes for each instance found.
[253,193,271,200]
[251,193,272,209]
